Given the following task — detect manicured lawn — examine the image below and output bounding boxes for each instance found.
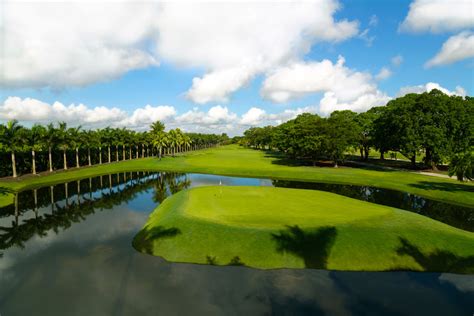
[0,145,472,208]
[134,186,474,273]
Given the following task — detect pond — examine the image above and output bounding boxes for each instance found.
[0,172,473,315]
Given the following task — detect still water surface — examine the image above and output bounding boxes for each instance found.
[0,172,473,315]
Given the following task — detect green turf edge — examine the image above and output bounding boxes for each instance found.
[0,145,472,208]
[133,186,474,274]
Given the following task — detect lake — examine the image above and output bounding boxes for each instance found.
[1,172,473,315]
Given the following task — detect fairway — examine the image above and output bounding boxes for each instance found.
[1,145,473,208]
[134,186,474,273]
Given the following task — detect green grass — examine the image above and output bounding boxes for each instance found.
[0,145,472,208]
[134,186,474,273]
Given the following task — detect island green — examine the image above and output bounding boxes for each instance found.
[134,186,474,273]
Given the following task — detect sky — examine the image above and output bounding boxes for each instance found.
[0,0,473,135]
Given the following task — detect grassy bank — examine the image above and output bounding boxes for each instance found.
[0,145,473,208]
[133,186,474,273]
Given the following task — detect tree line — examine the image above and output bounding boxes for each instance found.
[0,120,229,178]
[241,89,473,181]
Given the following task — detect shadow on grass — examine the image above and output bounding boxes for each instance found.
[132,226,181,255]
[408,181,474,193]
[265,151,399,170]
[272,225,337,269]
[396,238,474,274]
[0,187,14,196]
[227,256,245,266]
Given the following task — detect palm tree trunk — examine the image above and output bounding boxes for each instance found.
[123,146,126,160]
[116,146,119,162]
[129,146,132,160]
[142,144,144,158]
[76,147,80,168]
[14,193,18,225]
[63,150,68,170]
[34,189,38,218]
[159,146,162,160]
[77,180,80,205]
[65,182,69,207]
[99,147,103,164]
[32,149,36,175]
[11,151,17,178]
[88,148,92,166]
[108,146,111,163]
[49,147,53,172]
[136,146,139,159]
[50,186,55,213]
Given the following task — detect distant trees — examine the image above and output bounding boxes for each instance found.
[0,121,227,178]
[242,89,473,180]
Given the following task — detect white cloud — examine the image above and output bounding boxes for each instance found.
[375,67,392,80]
[121,105,177,128]
[425,31,474,67]
[0,97,180,130]
[240,107,267,126]
[0,97,127,125]
[391,55,404,67]
[261,56,390,115]
[185,67,255,104]
[1,0,160,88]
[319,90,390,116]
[157,0,359,103]
[400,0,474,33]
[177,105,237,125]
[397,82,466,97]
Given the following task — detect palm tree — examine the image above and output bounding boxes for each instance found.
[168,129,178,156]
[183,134,192,152]
[96,129,105,164]
[111,128,121,162]
[150,121,165,134]
[26,124,46,175]
[101,127,113,163]
[176,129,186,153]
[82,130,97,166]
[0,120,24,177]
[152,131,168,160]
[69,126,82,168]
[42,123,58,172]
[57,122,71,170]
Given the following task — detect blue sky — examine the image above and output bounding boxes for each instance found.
[0,0,473,135]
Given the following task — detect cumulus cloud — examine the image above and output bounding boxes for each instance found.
[185,67,255,104]
[240,108,267,126]
[177,106,237,125]
[397,82,467,97]
[0,97,179,129]
[121,105,177,128]
[400,0,474,33]
[0,97,127,125]
[261,56,390,115]
[1,0,160,88]
[1,0,359,104]
[375,67,392,80]
[156,0,359,103]
[425,31,474,67]
[0,95,322,135]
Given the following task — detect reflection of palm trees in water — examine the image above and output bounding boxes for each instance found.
[0,172,175,253]
[152,173,191,204]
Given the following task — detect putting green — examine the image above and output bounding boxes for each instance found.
[134,186,474,273]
